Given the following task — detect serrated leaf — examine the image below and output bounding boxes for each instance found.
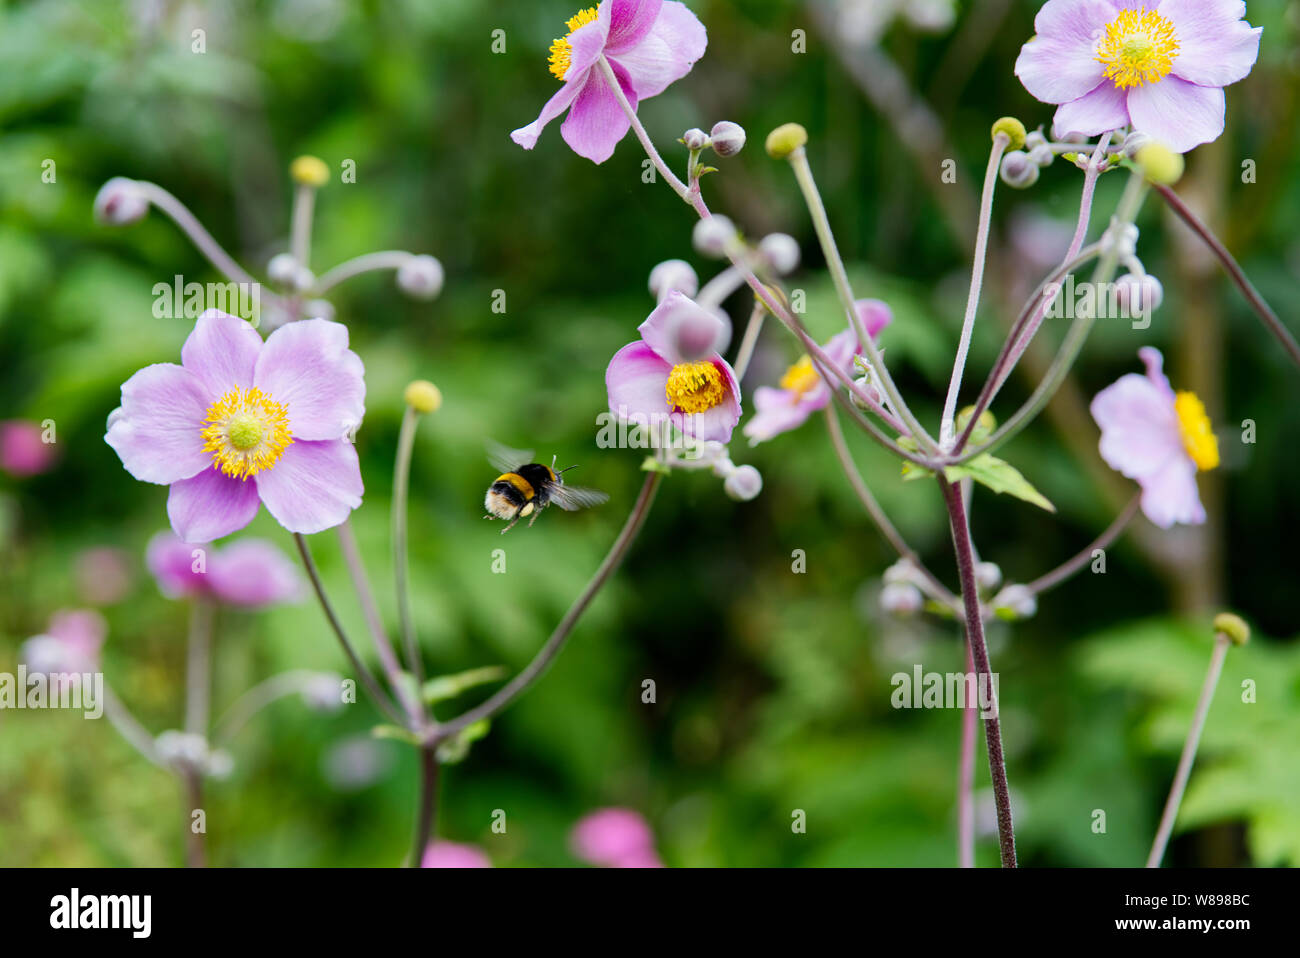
[421,665,507,705]
[946,454,1056,513]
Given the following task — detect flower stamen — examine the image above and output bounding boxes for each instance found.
[548,6,600,81]
[1097,8,1179,89]
[666,361,726,415]
[778,355,821,401]
[201,386,293,480]
[1174,391,1219,471]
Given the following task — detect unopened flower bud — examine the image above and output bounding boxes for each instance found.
[765,123,808,159]
[155,730,209,770]
[404,379,443,414]
[992,584,1037,621]
[661,293,730,362]
[301,671,346,712]
[267,252,314,291]
[1135,142,1184,186]
[1213,612,1250,646]
[94,177,149,226]
[710,456,736,479]
[1000,151,1039,189]
[1028,144,1054,167]
[975,561,1002,592]
[304,298,335,322]
[709,121,746,157]
[757,233,800,275]
[692,215,737,258]
[206,749,235,780]
[290,154,330,188]
[883,559,920,586]
[1115,273,1163,315]
[682,128,709,151]
[1103,221,1139,259]
[724,463,763,501]
[648,259,699,300]
[851,375,881,411]
[1121,131,1153,159]
[881,582,924,616]
[396,254,445,301]
[1024,130,1047,152]
[20,636,69,675]
[991,117,1027,151]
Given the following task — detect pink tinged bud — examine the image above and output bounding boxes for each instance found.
[850,376,881,411]
[93,177,149,226]
[267,253,314,291]
[304,299,335,322]
[1024,131,1047,152]
[0,420,57,477]
[881,582,923,616]
[1115,274,1163,315]
[396,254,445,300]
[1122,131,1153,159]
[301,672,346,713]
[422,841,492,868]
[682,127,709,151]
[724,464,763,501]
[692,215,737,258]
[999,151,1039,189]
[664,298,730,362]
[1027,144,1054,167]
[709,121,746,157]
[570,808,659,867]
[975,561,1002,592]
[853,299,893,338]
[758,233,800,275]
[993,584,1037,620]
[648,259,699,300]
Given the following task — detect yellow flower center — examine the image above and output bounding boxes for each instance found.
[1174,391,1219,471]
[1097,8,1179,89]
[201,386,293,480]
[665,361,726,415]
[778,355,820,399]
[548,6,600,80]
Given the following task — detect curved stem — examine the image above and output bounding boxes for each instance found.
[1026,494,1140,595]
[435,471,663,742]
[731,300,766,382]
[102,685,163,768]
[314,250,415,295]
[212,670,328,744]
[939,475,1016,867]
[1153,182,1300,370]
[696,265,745,310]
[940,133,1008,446]
[1146,630,1232,867]
[393,406,427,700]
[595,56,690,201]
[134,182,265,290]
[293,532,406,727]
[408,745,440,867]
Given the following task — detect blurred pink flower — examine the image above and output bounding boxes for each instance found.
[421,841,492,868]
[21,609,107,676]
[105,310,365,543]
[570,807,664,867]
[512,0,708,164]
[0,420,57,477]
[74,547,134,605]
[1090,347,1218,528]
[146,531,302,608]
[1015,0,1261,152]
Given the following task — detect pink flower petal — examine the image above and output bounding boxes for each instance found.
[638,290,726,365]
[1014,0,1113,105]
[853,299,893,340]
[1160,0,1261,88]
[146,531,210,598]
[254,439,363,535]
[46,609,108,665]
[744,386,816,444]
[1091,373,1183,479]
[560,57,638,164]
[1138,346,1175,401]
[607,341,673,423]
[209,539,302,608]
[181,309,262,396]
[1126,76,1225,152]
[105,363,213,485]
[254,318,365,441]
[1138,454,1205,528]
[510,17,609,151]
[605,0,665,54]
[168,467,263,543]
[1051,82,1131,140]
[421,841,492,868]
[609,1,707,100]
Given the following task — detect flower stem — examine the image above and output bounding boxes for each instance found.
[435,471,663,742]
[184,598,215,737]
[293,532,406,726]
[595,56,690,202]
[134,181,266,291]
[940,133,1009,446]
[939,474,1016,867]
[1152,182,1300,370]
[290,184,316,269]
[696,265,745,310]
[1146,629,1233,867]
[102,685,163,768]
[958,639,976,868]
[314,250,416,295]
[212,670,329,744]
[1026,494,1140,595]
[408,745,440,867]
[392,405,427,699]
[182,769,206,868]
[731,300,766,382]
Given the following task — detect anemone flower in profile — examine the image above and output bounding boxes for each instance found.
[1014,0,1261,153]
[146,532,302,608]
[511,0,708,164]
[21,610,107,693]
[105,309,365,543]
[744,300,892,445]
[606,290,740,442]
[1090,346,1218,528]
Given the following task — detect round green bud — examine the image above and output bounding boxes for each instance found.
[765,123,808,159]
[290,155,330,188]
[1213,612,1250,646]
[404,380,442,414]
[1135,143,1184,186]
[991,117,1027,151]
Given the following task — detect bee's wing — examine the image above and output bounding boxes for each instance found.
[486,439,534,474]
[548,483,610,511]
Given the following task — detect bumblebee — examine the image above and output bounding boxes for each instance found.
[483,441,609,533]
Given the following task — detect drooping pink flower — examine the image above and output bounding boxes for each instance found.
[105,310,365,543]
[606,291,741,442]
[1015,0,1261,152]
[744,300,893,445]
[0,420,57,477]
[421,841,492,868]
[146,531,302,608]
[570,807,664,868]
[1090,346,1218,528]
[511,0,708,164]
[21,609,107,676]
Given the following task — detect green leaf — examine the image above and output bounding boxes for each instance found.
[436,719,491,764]
[370,724,422,746]
[947,454,1056,513]
[421,665,507,705]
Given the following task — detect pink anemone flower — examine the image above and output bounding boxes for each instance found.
[1015,0,1261,153]
[511,0,708,164]
[106,310,364,543]
[0,419,58,476]
[421,841,492,869]
[1090,346,1218,528]
[606,291,741,442]
[744,300,892,445]
[570,807,664,868]
[146,531,302,608]
[21,610,107,686]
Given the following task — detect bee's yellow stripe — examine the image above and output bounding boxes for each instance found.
[497,473,534,499]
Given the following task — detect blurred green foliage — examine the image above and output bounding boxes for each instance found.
[1,0,1297,867]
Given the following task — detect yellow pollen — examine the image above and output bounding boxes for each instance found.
[665,361,726,415]
[548,6,600,80]
[1097,8,1178,89]
[1174,391,1219,471]
[201,386,293,480]
[778,355,821,399]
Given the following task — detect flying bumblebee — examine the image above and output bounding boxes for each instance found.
[483,441,609,533]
